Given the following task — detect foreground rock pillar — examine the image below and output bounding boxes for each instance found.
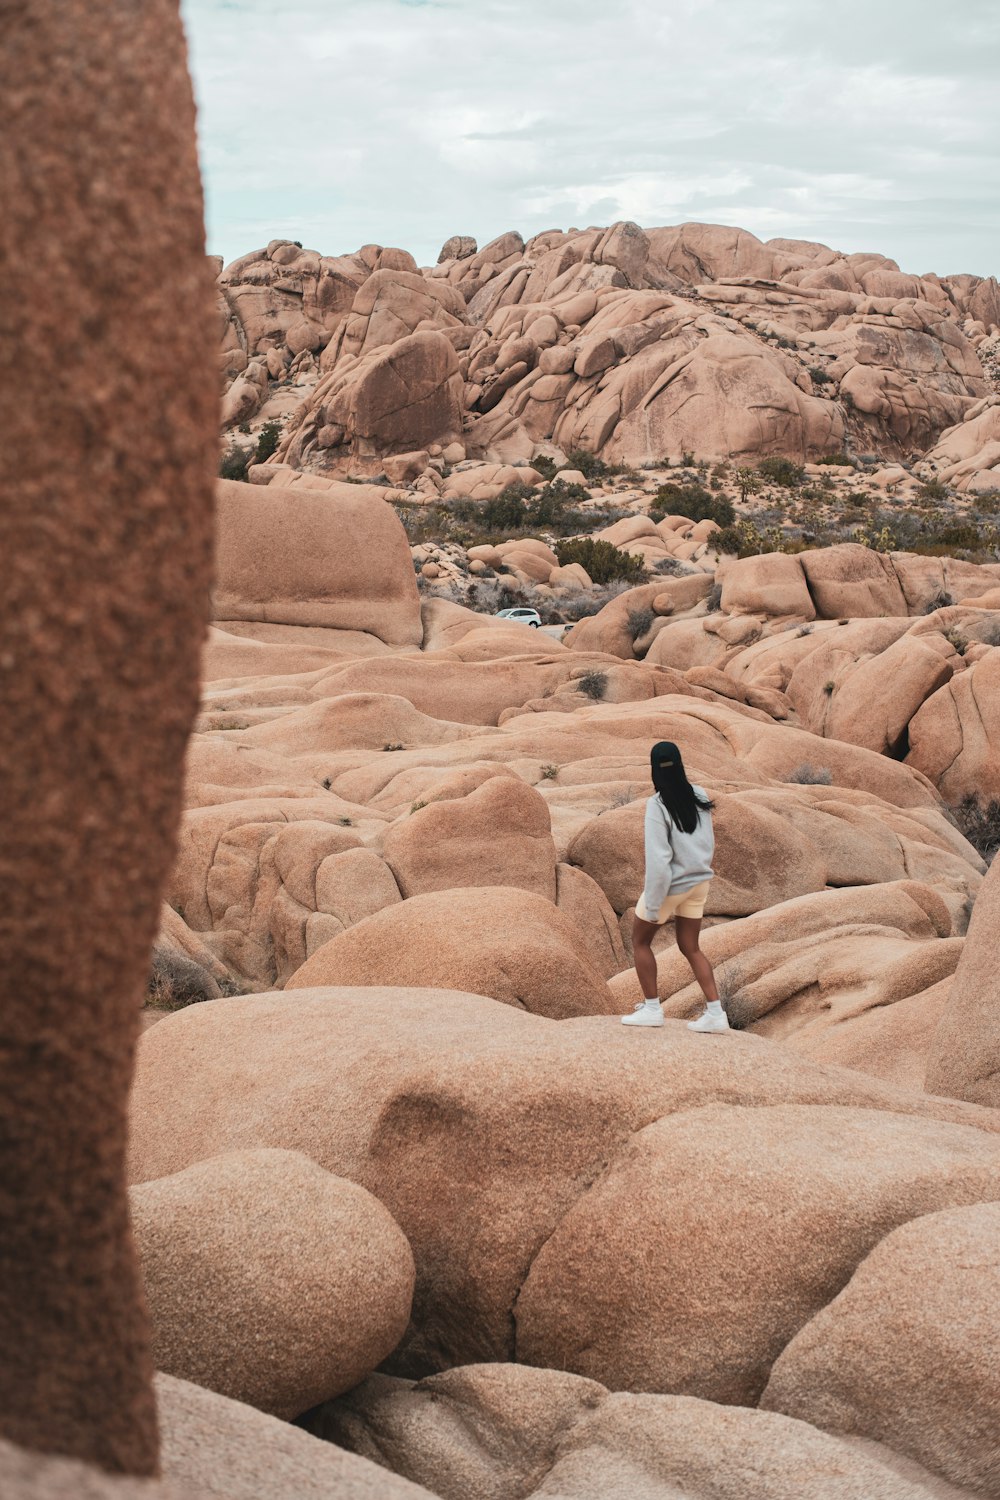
[0,0,217,1475]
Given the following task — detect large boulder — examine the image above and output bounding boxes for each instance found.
[799,545,909,618]
[0,0,217,1474]
[132,1150,414,1419]
[515,1102,1000,1405]
[382,776,557,900]
[128,989,1000,1396]
[762,1203,1000,1497]
[285,890,616,1019]
[214,479,422,646]
[926,854,1000,1107]
[906,650,1000,805]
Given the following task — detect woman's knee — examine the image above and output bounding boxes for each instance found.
[676,926,700,959]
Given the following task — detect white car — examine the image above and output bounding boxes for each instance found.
[496,607,541,627]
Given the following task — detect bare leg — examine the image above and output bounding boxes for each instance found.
[675,916,719,1003]
[631,914,661,999]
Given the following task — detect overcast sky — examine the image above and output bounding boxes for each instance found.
[181,0,999,279]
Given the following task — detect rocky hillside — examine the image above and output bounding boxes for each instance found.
[216,220,1000,492]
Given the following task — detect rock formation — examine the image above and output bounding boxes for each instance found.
[217,222,1000,478]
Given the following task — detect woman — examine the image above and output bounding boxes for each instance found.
[621,741,729,1032]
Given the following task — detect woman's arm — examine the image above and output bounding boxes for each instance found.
[641,799,673,916]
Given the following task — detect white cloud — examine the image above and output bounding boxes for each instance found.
[181,0,1000,277]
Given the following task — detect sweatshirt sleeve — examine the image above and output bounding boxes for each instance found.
[642,799,674,915]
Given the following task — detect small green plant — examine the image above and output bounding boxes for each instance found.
[540,764,559,780]
[254,421,282,462]
[942,627,968,656]
[922,590,954,613]
[808,366,833,385]
[577,669,608,701]
[823,680,836,695]
[816,453,853,465]
[321,777,333,790]
[410,800,428,813]
[796,625,814,637]
[653,482,734,527]
[757,456,805,488]
[555,537,647,584]
[783,762,833,785]
[219,442,250,482]
[382,742,405,752]
[338,816,353,826]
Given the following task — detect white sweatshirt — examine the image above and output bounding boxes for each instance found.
[641,787,715,913]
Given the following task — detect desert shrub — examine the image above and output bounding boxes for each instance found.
[146,952,220,1011]
[218,442,250,482]
[382,742,405,752]
[564,447,608,481]
[653,482,734,527]
[734,466,762,501]
[558,582,634,622]
[918,479,949,501]
[531,453,560,481]
[808,366,833,385]
[950,796,1000,864]
[823,680,836,694]
[254,421,282,462]
[757,456,805,488]
[942,627,968,656]
[540,764,559,780]
[922,590,954,613]
[627,606,655,639]
[577,669,608,700]
[783,762,833,785]
[555,537,647,584]
[712,518,783,557]
[816,453,854,466]
[655,557,686,575]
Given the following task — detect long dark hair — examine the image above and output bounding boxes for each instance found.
[650,741,713,834]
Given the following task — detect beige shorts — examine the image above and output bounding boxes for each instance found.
[635,879,711,924]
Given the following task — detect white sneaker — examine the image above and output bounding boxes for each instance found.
[622,1004,664,1027]
[687,1009,730,1034]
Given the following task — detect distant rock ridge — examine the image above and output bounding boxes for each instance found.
[215,221,1000,480]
